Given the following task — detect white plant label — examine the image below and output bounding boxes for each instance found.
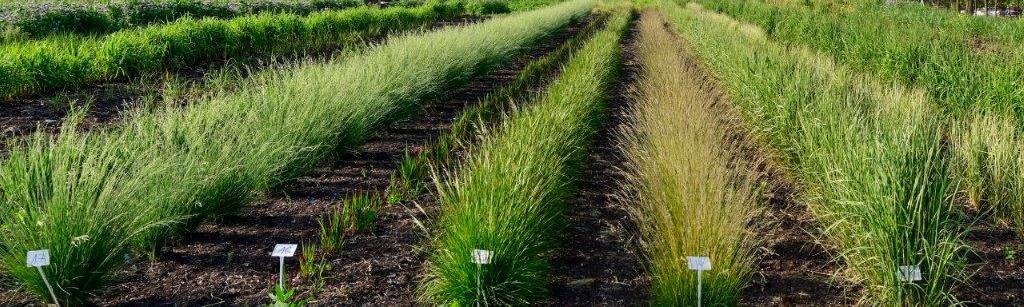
[272,244,297,289]
[26,250,50,267]
[898,265,922,282]
[272,244,298,257]
[687,256,711,271]
[471,249,492,265]
[687,256,711,307]
[27,249,60,306]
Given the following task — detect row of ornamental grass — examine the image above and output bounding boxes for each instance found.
[661,1,967,304]
[0,0,593,303]
[420,6,630,305]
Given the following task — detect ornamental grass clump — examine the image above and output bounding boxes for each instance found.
[618,10,765,305]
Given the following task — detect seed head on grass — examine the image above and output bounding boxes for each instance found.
[661,2,968,304]
[618,10,765,305]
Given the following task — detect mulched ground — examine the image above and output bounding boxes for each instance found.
[740,180,858,306]
[82,18,587,306]
[957,210,1024,306]
[547,16,649,306]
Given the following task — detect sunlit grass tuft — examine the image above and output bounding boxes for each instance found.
[618,10,765,305]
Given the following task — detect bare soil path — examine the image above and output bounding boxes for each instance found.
[740,181,857,306]
[547,16,648,306]
[958,213,1024,306]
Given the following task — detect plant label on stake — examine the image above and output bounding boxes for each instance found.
[471,249,492,264]
[687,256,711,307]
[898,265,922,282]
[687,256,711,271]
[272,244,297,289]
[471,249,492,307]
[26,250,60,307]
[27,250,50,267]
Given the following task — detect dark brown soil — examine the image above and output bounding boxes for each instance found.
[740,183,858,306]
[547,16,648,306]
[0,82,148,153]
[957,213,1024,306]
[0,56,315,155]
[85,18,586,306]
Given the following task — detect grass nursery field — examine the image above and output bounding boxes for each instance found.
[0,0,1021,305]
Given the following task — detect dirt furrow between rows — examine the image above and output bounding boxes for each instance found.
[958,213,1024,306]
[547,16,647,306]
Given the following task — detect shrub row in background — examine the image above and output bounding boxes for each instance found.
[0,0,592,304]
[0,0,360,40]
[420,7,629,305]
[663,1,965,305]
[0,2,465,100]
[698,0,1024,239]
[618,10,764,305]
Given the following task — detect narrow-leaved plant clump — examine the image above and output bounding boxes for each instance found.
[618,10,765,305]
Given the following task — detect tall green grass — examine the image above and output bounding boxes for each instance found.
[618,10,764,305]
[389,12,610,200]
[0,3,466,99]
[420,7,630,305]
[0,0,593,303]
[698,0,1024,240]
[953,114,1024,238]
[660,1,966,304]
[0,0,361,40]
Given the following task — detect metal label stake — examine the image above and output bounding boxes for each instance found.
[687,256,711,307]
[471,249,492,307]
[271,244,298,289]
[27,249,59,307]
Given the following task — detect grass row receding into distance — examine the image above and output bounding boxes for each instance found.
[662,1,966,305]
[0,0,594,303]
[419,7,630,305]
[617,9,764,305]
[0,0,556,42]
[698,0,1024,241]
[386,11,609,202]
[289,13,606,301]
[0,2,466,100]
[0,0,360,40]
